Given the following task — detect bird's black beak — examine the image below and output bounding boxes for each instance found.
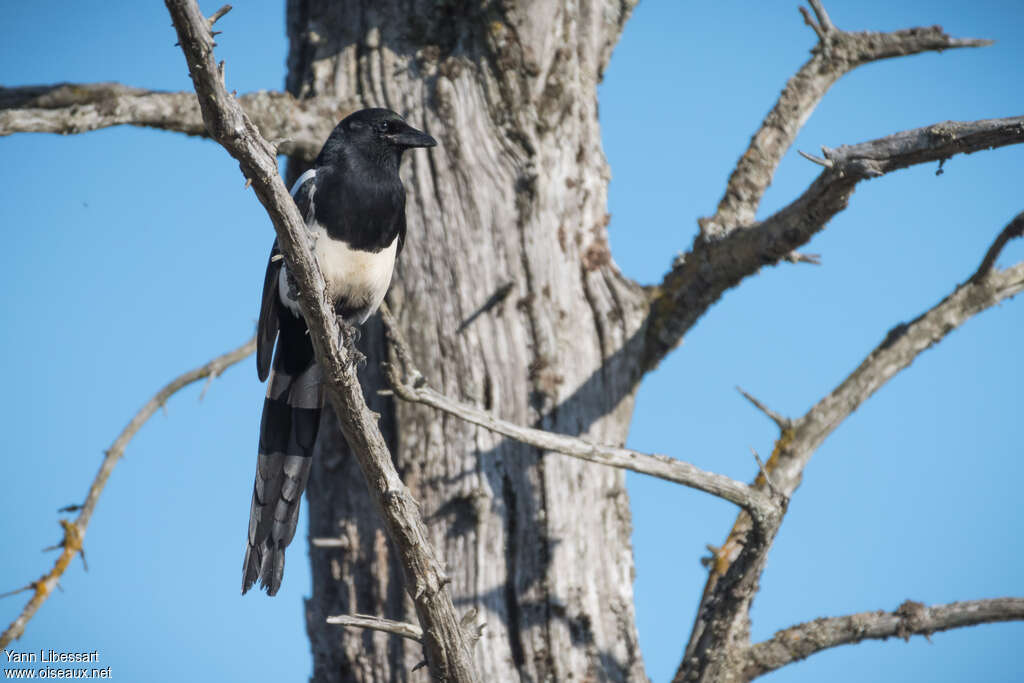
[392,123,437,149]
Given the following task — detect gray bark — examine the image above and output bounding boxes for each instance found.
[286,2,650,681]
[0,82,347,161]
[744,598,1024,680]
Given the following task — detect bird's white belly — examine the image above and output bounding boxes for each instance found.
[317,230,398,316]
[279,228,397,323]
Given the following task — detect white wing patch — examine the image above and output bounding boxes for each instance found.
[290,169,317,197]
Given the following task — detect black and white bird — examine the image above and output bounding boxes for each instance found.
[242,108,436,596]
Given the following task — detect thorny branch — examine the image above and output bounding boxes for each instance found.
[675,214,1024,682]
[380,307,779,522]
[0,336,255,649]
[162,2,477,680]
[744,598,1024,679]
[970,211,1024,283]
[0,82,353,162]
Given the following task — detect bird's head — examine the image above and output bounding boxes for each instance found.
[321,108,437,170]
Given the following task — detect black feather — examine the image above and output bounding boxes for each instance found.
[256,241,282,382]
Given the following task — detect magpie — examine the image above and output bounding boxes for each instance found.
[242,108,437,596]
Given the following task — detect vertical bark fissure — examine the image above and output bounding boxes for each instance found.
[501,473,527,675]
[581,268,610,366]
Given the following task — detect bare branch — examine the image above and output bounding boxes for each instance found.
[797,149,832,168]
[326,614,424,642]
[675,215,1024,682]
[700,20,991,238]
[736,387,791,430]
[797,7,826,43]
[643,10,1001,380]
[380,307,777,521]
[0,585,35,600]
[645,115,1024,374]
[784,250,821,265]
[206,3,231,26]
[0,82,353,162]
[768,232,1024,501]
[745,598,1024,679]
[749,448,784,503]
[807,0,835,34]
[0,336,255,649]
[326,609,485,676]
[162,2,476,679]
[970,210,1024,282]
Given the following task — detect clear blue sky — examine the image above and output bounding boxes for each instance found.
[1,2,1021,682]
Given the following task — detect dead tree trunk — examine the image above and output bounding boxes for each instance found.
[287,2,650,680]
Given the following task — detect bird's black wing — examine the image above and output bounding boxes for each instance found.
[256,171,317,381]
[256,241,282,382]
[396,210,407,258]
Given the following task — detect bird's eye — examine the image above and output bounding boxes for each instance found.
[376,120,392,134]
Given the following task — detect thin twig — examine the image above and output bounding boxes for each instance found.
[326,614,424,642]
[807,0,835,33]
[797,149,832,168]
[207,4,232,27]
[798,6,826,42]
[970,210,1024,283]
[380,302,423,387]
[736,387,792,430]
[784,250,822,265]
[750,448,783,502]
[0,585,35,601]
[0,336,255,649]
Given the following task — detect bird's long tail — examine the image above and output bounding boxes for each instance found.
[242,339,321,596]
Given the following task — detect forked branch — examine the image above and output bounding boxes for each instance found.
[675,214,1024,682]
[643,0,1004,377]
[645,115,1024,374]
[0,336,255,649]
[701,7,990,237]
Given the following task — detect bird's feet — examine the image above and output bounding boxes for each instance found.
[338,318,366,369]
[285,269,300,302]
